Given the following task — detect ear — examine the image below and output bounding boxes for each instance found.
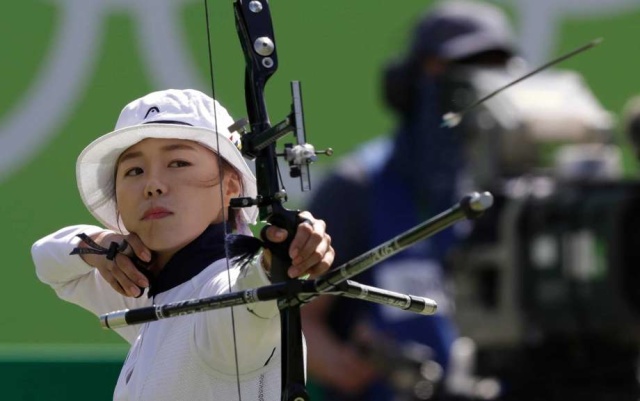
[222,170,242,206]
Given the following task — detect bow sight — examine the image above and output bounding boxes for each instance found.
[229,81,333,209]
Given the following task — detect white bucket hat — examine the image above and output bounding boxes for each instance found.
[76,88,258,232]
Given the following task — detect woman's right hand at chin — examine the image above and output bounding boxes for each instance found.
[79,231,153,297]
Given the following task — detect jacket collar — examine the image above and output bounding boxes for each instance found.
[148,223,227,297]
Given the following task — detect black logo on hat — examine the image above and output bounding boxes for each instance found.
[144,106,160,119]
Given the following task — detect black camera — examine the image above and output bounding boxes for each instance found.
[443,63,640,400]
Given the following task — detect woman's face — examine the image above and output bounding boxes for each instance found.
[115,138,240,258]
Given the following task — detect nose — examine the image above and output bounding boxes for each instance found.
[143,176,168,199]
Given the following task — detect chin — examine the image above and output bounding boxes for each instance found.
[143,223,205,252]
[145,238,186,254]
[144,232,187,252]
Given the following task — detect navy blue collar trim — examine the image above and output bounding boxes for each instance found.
[148,223,227,297]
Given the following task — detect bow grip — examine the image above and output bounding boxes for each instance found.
[261,208,304,283]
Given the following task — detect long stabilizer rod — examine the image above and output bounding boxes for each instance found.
[100,192,493,329]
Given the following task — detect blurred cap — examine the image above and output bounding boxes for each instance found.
[409,0,516,61]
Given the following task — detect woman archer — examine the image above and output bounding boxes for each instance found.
[32,88,334,400]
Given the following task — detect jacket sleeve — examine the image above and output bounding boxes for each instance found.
[32,225,151,344]
[194,255,282,376]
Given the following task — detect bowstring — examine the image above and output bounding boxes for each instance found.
[203,1,243,400]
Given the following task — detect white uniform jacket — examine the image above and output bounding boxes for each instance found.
[32,225,287,401]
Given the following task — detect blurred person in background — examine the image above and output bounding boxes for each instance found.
[302,1,517,400]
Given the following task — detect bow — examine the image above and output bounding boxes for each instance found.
[206,2,319,399]
[229,2,309,399]
[226,2,324,399]
[99,2,494,400]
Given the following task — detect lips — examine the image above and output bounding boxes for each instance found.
[142,207,173,220]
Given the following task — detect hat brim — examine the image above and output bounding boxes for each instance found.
[76,124,258,232]
[440,33,514,61]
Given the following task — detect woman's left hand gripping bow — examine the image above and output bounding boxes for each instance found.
[261,212,334,279]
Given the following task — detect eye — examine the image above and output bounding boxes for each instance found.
[124,167,143,177]
[169,160,192,168]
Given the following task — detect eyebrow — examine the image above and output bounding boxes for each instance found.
[118,143,198,165]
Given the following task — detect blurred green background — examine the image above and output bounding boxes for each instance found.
[1,0,639,398]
